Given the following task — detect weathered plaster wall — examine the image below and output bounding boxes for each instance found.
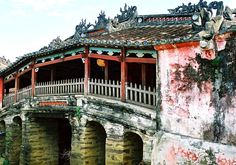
[214,36,236,145]
[158,45,215,139]
[155,36,236,163]
[158,36,236,146]
[152,132,236,165]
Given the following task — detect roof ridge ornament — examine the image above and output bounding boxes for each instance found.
[116,4,137,23]
[168,0,224,15]
[39,36,63,52]
[94,11,109,30]
[190,1,236,60]
[74,19,92,39]
[48,36,63,49]
[107,4,138,33]
[39,36,77,52]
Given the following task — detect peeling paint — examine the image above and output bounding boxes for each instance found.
[152,132,236,165]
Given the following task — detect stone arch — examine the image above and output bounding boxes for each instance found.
[83,121,106,165]
[0,120,6,156]
[7,116,22,164]
[123,131,143,165]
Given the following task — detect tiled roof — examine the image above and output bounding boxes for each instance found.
[89,24,197,46]
[0,24,198,76]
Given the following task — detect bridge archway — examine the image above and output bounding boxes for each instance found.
[123,132,143,165]
[58,118,72,165]
[83,121,106,165]
[0,120,6,156]
[26,117,72,164]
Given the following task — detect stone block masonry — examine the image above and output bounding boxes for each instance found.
[6,121,22,164]
[24,118,59,165]
[106,136,124,165]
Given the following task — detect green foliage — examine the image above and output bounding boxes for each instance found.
[199,148,217,165]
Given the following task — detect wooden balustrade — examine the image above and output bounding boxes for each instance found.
[89,78,120,99]
[2,78,156,108]
[126,82,156,107]
[35,78,84,96]
[3,93,15,107]
[17,86,32,102]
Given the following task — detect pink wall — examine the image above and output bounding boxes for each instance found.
[157,44,215,138]
[152,132,236,165]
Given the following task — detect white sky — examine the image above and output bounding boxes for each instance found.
[0,0,235,62]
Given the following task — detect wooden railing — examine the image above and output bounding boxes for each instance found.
[126,82,156,107]
[35,78,84,96]
[89,78,120,99]
[17,86,32,102]
[2,78,156,108]
[3,93,15,107]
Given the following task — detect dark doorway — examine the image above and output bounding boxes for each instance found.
[58,119,72,165]
[82,121,106,165]
[123,132,143,165]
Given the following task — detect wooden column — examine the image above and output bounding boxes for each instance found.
[14,74,19,102]
[31,67,37,97]
[141,64,146,86]
[84,46,90,95]
[104,60,108,80]
[121,48,127,102]
[50,67,56,82]
[0,77,4,108]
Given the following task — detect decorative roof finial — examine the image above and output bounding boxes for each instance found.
[168,0,224,16]
[74,19,92,39]
[115,4,137,23]
[94,11,109,30]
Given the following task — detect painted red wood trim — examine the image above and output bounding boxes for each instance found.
[105,60,108,80]
[35,58,63,68]
[35,54,83,68]
[14,74,19,102]
[154,41,199,51]
[141,64,146,86]
[64,54,83,61]
[4,77,15,84]
[125,57,156,64]
[121,48,126,102]
[31,67,37,97]
[89,53,121,62]
[0,77,4,108]
[17,67,32,77]
[84,46,90,95]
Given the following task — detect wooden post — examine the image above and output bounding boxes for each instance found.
[84,46,90,95]
[141,64,146,86]
[105,60,108,80]
[31,67,37,97]
[0,77,4,108]
[50,69,54,82]
[121,48,126,102]
[14,74,19,102]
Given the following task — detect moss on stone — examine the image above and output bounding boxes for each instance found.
[203,124,215,141]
